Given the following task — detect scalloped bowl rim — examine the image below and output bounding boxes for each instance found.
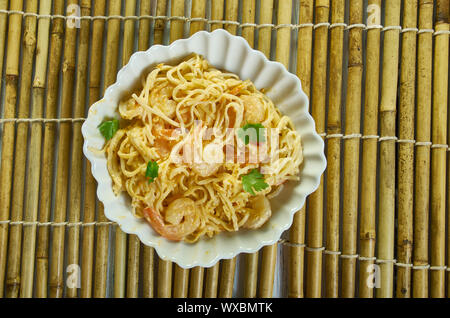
[82,29,327,268]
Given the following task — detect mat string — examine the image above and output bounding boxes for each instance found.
[0,10,449,36]
[270,239,449,271]
[321,132,449,150]
[0,219,447,272]
[0,118,86,123]
[0,220,115,227]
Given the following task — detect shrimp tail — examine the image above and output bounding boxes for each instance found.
[143,207,184,241]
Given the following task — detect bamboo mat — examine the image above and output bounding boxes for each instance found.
[0,0,449,298]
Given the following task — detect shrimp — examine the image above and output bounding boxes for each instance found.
[241,95,265,123]
[153,129,174,158]
[243,195,271,229]
[149,83,177,118]
[143,198,199,241]
[191,162,220,178]
[181,124,222,177]
[154,138,171,158]
[191,141,223,177]
[152,124,180,158]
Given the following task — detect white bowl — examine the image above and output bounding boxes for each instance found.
[82,29,326,269]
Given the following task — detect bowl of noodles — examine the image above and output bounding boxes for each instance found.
[82,29,326,268]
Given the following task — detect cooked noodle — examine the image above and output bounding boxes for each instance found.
[104,54,303,242]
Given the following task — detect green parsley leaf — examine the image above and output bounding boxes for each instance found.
[242,169,269,195]
[146,161,159,184]
[237,123,266,145]
[98,119,119,141]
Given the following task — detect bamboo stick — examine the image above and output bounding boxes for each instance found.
[126,235,140,297]
[325,0,345,298]
[204,263,219,297]
[341,0,363,298]
[0,0,23,298]
[173,266,189,297]
[210,0,224,31]
[219,259,236,298]
[142,246,155,298]
[122,0,137,63]
[94,0,122,298]
[243,253,258,297]
[217,1,239,298]
[48,0,79,298]
[5,0,38,298]
[259,245,277,297]
[258,0,274,58]
[306,0,329,298]
[20,0,52,298]
[396,0,418,298]
[295,0,313,96]
[34,0,65,298]
[359,0,381,298]
[93,214,110,296]
[190,0,206,35]
[123,0,136,61]
[412,0,433,299]
[0,0,8,83]
[157,260,172,297]
[259,0,293,298]
[447,4,450,296]
[122,0,140,299]
[139,0,155,299]
[289,0,313,298]
[82,0,106,298]
[239,0,257,298]
[153,0,167,45]
[163,0,188,298]
[66,0,91,298]
[189,267,204,298]
[377,0,401,298]
[170,0,185,41]
[274,0,292,67]
[224,0,238,34]
[241,0,255,46]
[430,0,448,299]
[138,0,151,50]
[112,0,136,299]
[89,210,108,298]
[448,4,450,299]
[187,0,207,299]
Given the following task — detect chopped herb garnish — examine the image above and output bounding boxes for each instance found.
[98,119,119,141]
[242,169,269,196]
[237,123,266,145]
[146,161,159,184]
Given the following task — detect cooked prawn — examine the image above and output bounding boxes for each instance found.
[152,125,181,158]
[143,198,199,241]
[191,141,223,177]
[149,83,177,118]
[241,95,265,123]
[243,195,271,229]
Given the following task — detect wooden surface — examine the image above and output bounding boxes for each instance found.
[0,0,449,298]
